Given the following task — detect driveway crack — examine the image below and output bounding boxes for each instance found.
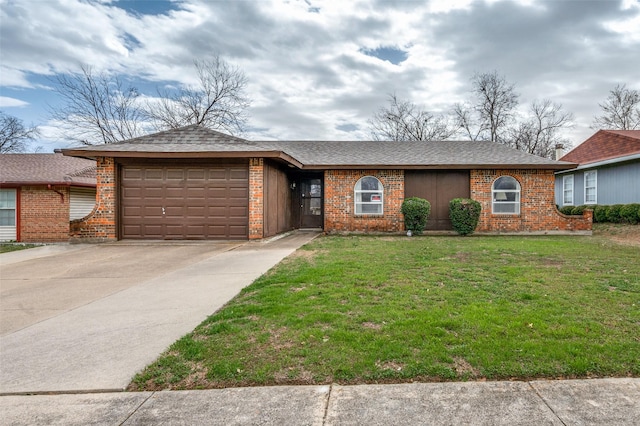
[322,384,333,425]
[120,391,155,425]
[528,382,567,426]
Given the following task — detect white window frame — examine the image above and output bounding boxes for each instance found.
[354,176,383,215]
[584,170,597,204]
[563,175,574,206]
[492,176,521,215]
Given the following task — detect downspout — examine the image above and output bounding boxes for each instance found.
[47,184,65,203]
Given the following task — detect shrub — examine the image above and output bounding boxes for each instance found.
[401,197,431,235]
[559,206,575,215]
[620,203,640,224]
[571,205,589,215]
[594,205,609,223]
[606,204,623,223]
[449,198,482,236]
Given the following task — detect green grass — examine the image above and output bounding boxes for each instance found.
[130,235,640,390]
[0,243,38,253]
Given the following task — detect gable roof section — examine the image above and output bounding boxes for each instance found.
[62,124,576,170]
[0,153,96,187]
[560,130,640,165]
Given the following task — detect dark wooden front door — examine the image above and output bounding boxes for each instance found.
[405,170,470,230]
[298,177,323,228]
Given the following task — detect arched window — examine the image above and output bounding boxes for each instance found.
[492,176,520,214]
[355,176,383,215]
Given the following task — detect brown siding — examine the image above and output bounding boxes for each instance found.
[405,170,470,230]
[263,161,293,237]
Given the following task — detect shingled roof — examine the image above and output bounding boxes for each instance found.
[62,125,576,170]
[560,130,640,165]
[0,153,96,187]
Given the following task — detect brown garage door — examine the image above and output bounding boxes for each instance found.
[120,160,249,240]
[405,170,470,230]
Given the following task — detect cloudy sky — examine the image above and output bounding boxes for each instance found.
[1,0,639,152]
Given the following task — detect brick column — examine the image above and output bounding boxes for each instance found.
[70,157,117,241]
[248,158,264,239]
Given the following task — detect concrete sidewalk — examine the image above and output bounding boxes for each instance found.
[1,378,638,425]
[0,231,320,394]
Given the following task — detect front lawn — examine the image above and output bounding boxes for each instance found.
[130,235,639,390]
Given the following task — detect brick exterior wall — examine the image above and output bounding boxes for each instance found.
[248,158,264,239]
[471,169,592,233]
[324,170,404,233]
[70,157,117,241]
[19,185,70,242]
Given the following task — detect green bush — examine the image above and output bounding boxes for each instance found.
[571,205,589,215]
[620,203,640,224]
[449,198,482,236]
[559,206,575,215]
[594,205,609,223]
[401,197,431,235]
[606,204,623,223]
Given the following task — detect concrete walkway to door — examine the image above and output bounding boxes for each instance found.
[0,231,320,394]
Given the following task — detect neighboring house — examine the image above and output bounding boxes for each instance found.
[0,153,96,242]
[61,125,590,241]
[555,130,640,208]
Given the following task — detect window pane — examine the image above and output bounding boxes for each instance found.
[356,203,382,215]
[0,209,16,226]
[493,203,517,214]
[494,176,519,190]
[359,177,380,190]
[0,190,16,209]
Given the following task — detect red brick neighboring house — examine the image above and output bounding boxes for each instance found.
[555,130,640,207]
[0,153,96,242]
[62,125,591,241]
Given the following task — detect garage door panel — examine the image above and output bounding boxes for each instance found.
[144,169,164,180]
[121,162,249,240]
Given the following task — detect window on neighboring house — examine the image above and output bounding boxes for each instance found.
[354,176,383,215]
[0,189,17,227]
[492,176,520,214]
[563,175,574,205]
[584,170,597,204]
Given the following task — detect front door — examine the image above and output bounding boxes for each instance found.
[299,177,323,228]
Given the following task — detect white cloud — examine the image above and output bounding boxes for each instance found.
[0,0,639,147]
[0,96,28,107]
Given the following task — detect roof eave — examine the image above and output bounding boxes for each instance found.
[0,181,96,187]
[300,163,576,170]
[61,149,304,169]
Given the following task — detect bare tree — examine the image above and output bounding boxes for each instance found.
[368,94,456,141]
[592,84,640,130]
[0,111,39,153]
[507,99,574,159]
[144,56,250,135]
[49,65,145,145]
[453,71,519,142]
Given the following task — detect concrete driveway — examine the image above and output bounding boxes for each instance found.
[0,232,319,394]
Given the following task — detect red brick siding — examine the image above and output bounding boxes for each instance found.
[70,157,117,241]
[471,169,592,232]
[324,170,404,233]
[19,185,70,242]
[248,158,264,239]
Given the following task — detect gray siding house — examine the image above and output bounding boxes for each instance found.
[555,130,640,207]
